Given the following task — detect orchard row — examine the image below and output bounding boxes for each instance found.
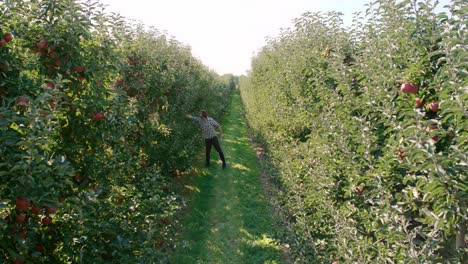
[240,0,466,263]
[0,0,233,263]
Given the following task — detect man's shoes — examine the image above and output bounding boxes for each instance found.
[222,163,227,169]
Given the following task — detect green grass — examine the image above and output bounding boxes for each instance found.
[171,90,284,264]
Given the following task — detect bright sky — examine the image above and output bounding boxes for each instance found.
[97,0,451,76]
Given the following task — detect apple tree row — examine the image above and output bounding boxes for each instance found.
[240,0,466,263]
[0,0,232,263]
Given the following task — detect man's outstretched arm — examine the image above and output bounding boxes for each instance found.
[187,114,200,122]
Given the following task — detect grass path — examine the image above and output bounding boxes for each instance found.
[171,91,284,264]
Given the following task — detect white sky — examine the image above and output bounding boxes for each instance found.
[97,0,451,76]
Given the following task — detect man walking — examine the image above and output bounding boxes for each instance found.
[187,111,227,169]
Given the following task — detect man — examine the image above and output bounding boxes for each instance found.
[186,110,227,169]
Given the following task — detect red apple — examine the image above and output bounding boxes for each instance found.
[73,65,84,73]
[16,97,30,110]
[0,38,6,47]
[18,229,27,239]
[117,198,123,205]
[429,101,439,112]
[15,197,30,211]
[400,82,418,94]
[16,213,26,223]
[31,206,41,215]
[44,206,57,215]
[41,216,52,225]
[34,244,44,252]
[415,98,424,108]
[92,112,105,122]
[46,205,58,214]
[12,257,24,264]
[37,38,48,49]
[426,124,437,132]
[4,32,13,42]
[46,82,55,89]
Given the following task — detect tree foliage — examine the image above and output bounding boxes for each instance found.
[0,0,232,262]
[240,0,467,262]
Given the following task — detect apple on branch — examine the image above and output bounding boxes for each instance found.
[3,32,14,42]
[37,38,48,49]
[399,82,418,94]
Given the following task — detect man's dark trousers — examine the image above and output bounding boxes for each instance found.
[205,136,225,166]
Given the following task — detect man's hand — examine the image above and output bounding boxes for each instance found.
[218,127,224,139]
[186,114,192,119]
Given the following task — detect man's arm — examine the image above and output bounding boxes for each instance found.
[218,126,224,139]
[211,118,224,139]
[186,114,199,122]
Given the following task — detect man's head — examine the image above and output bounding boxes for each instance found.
[201,110,208,118]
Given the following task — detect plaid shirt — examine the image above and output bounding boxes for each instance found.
[191,116,220,139]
